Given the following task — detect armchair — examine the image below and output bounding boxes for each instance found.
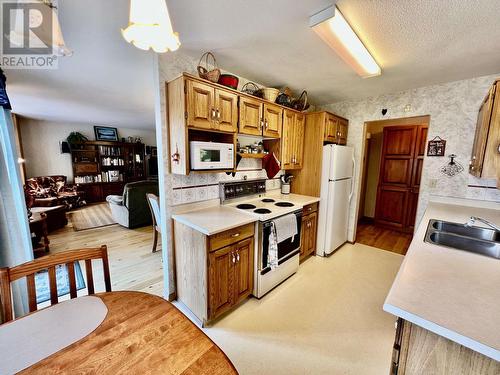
[106,181,159,229]
[24,175,86,209]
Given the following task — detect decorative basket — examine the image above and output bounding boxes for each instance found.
[275,93,293,107]
[261,88,280,102]
[197,52,221,83]
[241,82,260,96]
[218,74,239,90]
[292,90,309,111]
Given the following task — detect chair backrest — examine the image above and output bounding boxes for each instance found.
[0,246,111,323]
[146,193,161,230]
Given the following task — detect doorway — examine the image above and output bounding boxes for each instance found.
[356,116,430,255]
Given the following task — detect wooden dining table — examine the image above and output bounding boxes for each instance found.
[7,291,238,374]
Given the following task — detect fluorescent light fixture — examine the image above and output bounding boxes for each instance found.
[310,5,381,78]
[122,0,180,53]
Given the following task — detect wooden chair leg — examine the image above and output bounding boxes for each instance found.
[152,229,158,253]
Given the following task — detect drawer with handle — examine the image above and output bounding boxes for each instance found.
[209,223,254,252]
[302,202,318,215]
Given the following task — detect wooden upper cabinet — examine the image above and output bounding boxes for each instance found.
[470,81,500,179]
[293,113,305,168]
[214,89,238,132]
[239,96,263,136]
[263,103,282,138]
[337,117,348,145]
[186,79,214,130]
[281,110,295,169]
[281,110,305,170]
[324,114,337,142]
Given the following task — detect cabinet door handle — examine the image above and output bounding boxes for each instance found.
[259,119,264,130]
[236,252,240,262]
[230,232,240,238]
[231,252,236,264]
[216,109,221,120]
[308,207,312,211]
[264,120,269,129]
[211,108,216,121]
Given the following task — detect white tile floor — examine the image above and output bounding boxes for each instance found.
[175,243,403,375]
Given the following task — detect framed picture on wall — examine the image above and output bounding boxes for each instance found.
[427,136,446,156]
[94,126,119,141]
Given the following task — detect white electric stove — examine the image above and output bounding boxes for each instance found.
[220,180,302,298]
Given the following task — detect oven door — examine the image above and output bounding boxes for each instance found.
[259,210,302,275]
[190,141,234,170]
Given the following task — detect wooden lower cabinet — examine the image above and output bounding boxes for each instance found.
[391,319,499,375]
[300,203,318,262]
[174,222,254,326]
[208,237,254,320]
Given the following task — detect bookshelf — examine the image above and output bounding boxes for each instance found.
[70,141,145,202]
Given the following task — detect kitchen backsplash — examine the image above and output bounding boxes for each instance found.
[322,72,500,241]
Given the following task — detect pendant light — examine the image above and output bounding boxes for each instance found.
[122,0,180,53]
[7,0,72,56]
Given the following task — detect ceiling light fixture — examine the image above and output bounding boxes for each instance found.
[122,0,180,53]
[8,0,72,56]
[310,5,381,78]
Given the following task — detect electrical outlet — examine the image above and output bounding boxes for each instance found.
[429,179,438,188]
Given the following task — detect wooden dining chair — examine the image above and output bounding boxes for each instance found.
[146,193,161,253]
[0,246,111,323]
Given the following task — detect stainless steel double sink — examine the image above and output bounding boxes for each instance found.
[425,219,500,259]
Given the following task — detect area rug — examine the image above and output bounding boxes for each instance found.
[69,203,116,231]
[35,262,86,304]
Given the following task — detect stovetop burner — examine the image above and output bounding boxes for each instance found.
[237,203,256,209]
[254,208,272,214]
[262,198,275,203]
[275,202,294,207]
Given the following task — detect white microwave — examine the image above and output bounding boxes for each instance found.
[190,141,234,170]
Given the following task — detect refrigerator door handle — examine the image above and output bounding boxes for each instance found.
[348,156,355,202]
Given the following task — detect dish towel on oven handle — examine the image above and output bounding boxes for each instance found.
[268,222,279,270]
[273,213,297,243]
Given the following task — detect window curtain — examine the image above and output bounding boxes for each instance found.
[0,71,32,319]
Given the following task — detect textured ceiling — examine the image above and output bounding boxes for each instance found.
[6,0,500,128]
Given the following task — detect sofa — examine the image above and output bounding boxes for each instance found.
[24,175,86,209]
[106,180,159,229]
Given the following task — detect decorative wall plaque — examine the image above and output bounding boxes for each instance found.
[427,136,446,156]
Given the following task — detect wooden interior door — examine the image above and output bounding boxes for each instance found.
[375,125,420,232]
[293,113,305,168]
[263,103,282,138]
[281,110,294,169]
[186,79,214,130]
[406,126,428,231]
[239,96,262,136]
[208,245,234,319]
[233,238,254,305]
[214,89,238,133]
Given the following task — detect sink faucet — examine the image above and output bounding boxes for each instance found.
[465,216,500,231]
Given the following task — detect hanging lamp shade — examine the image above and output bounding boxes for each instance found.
[8,0,72,56]
[122,0,180,53]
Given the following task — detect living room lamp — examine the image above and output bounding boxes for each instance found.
[310,5,381,78]
[122,0,180,53]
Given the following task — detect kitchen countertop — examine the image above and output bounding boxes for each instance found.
[172,206,257,236]
[265,192,320,206]
[171,192,320,236]
[383,200,500,361]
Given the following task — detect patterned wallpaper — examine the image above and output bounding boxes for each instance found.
[322,73,500,241]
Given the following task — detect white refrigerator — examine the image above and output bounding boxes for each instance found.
[316,145,355,256]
